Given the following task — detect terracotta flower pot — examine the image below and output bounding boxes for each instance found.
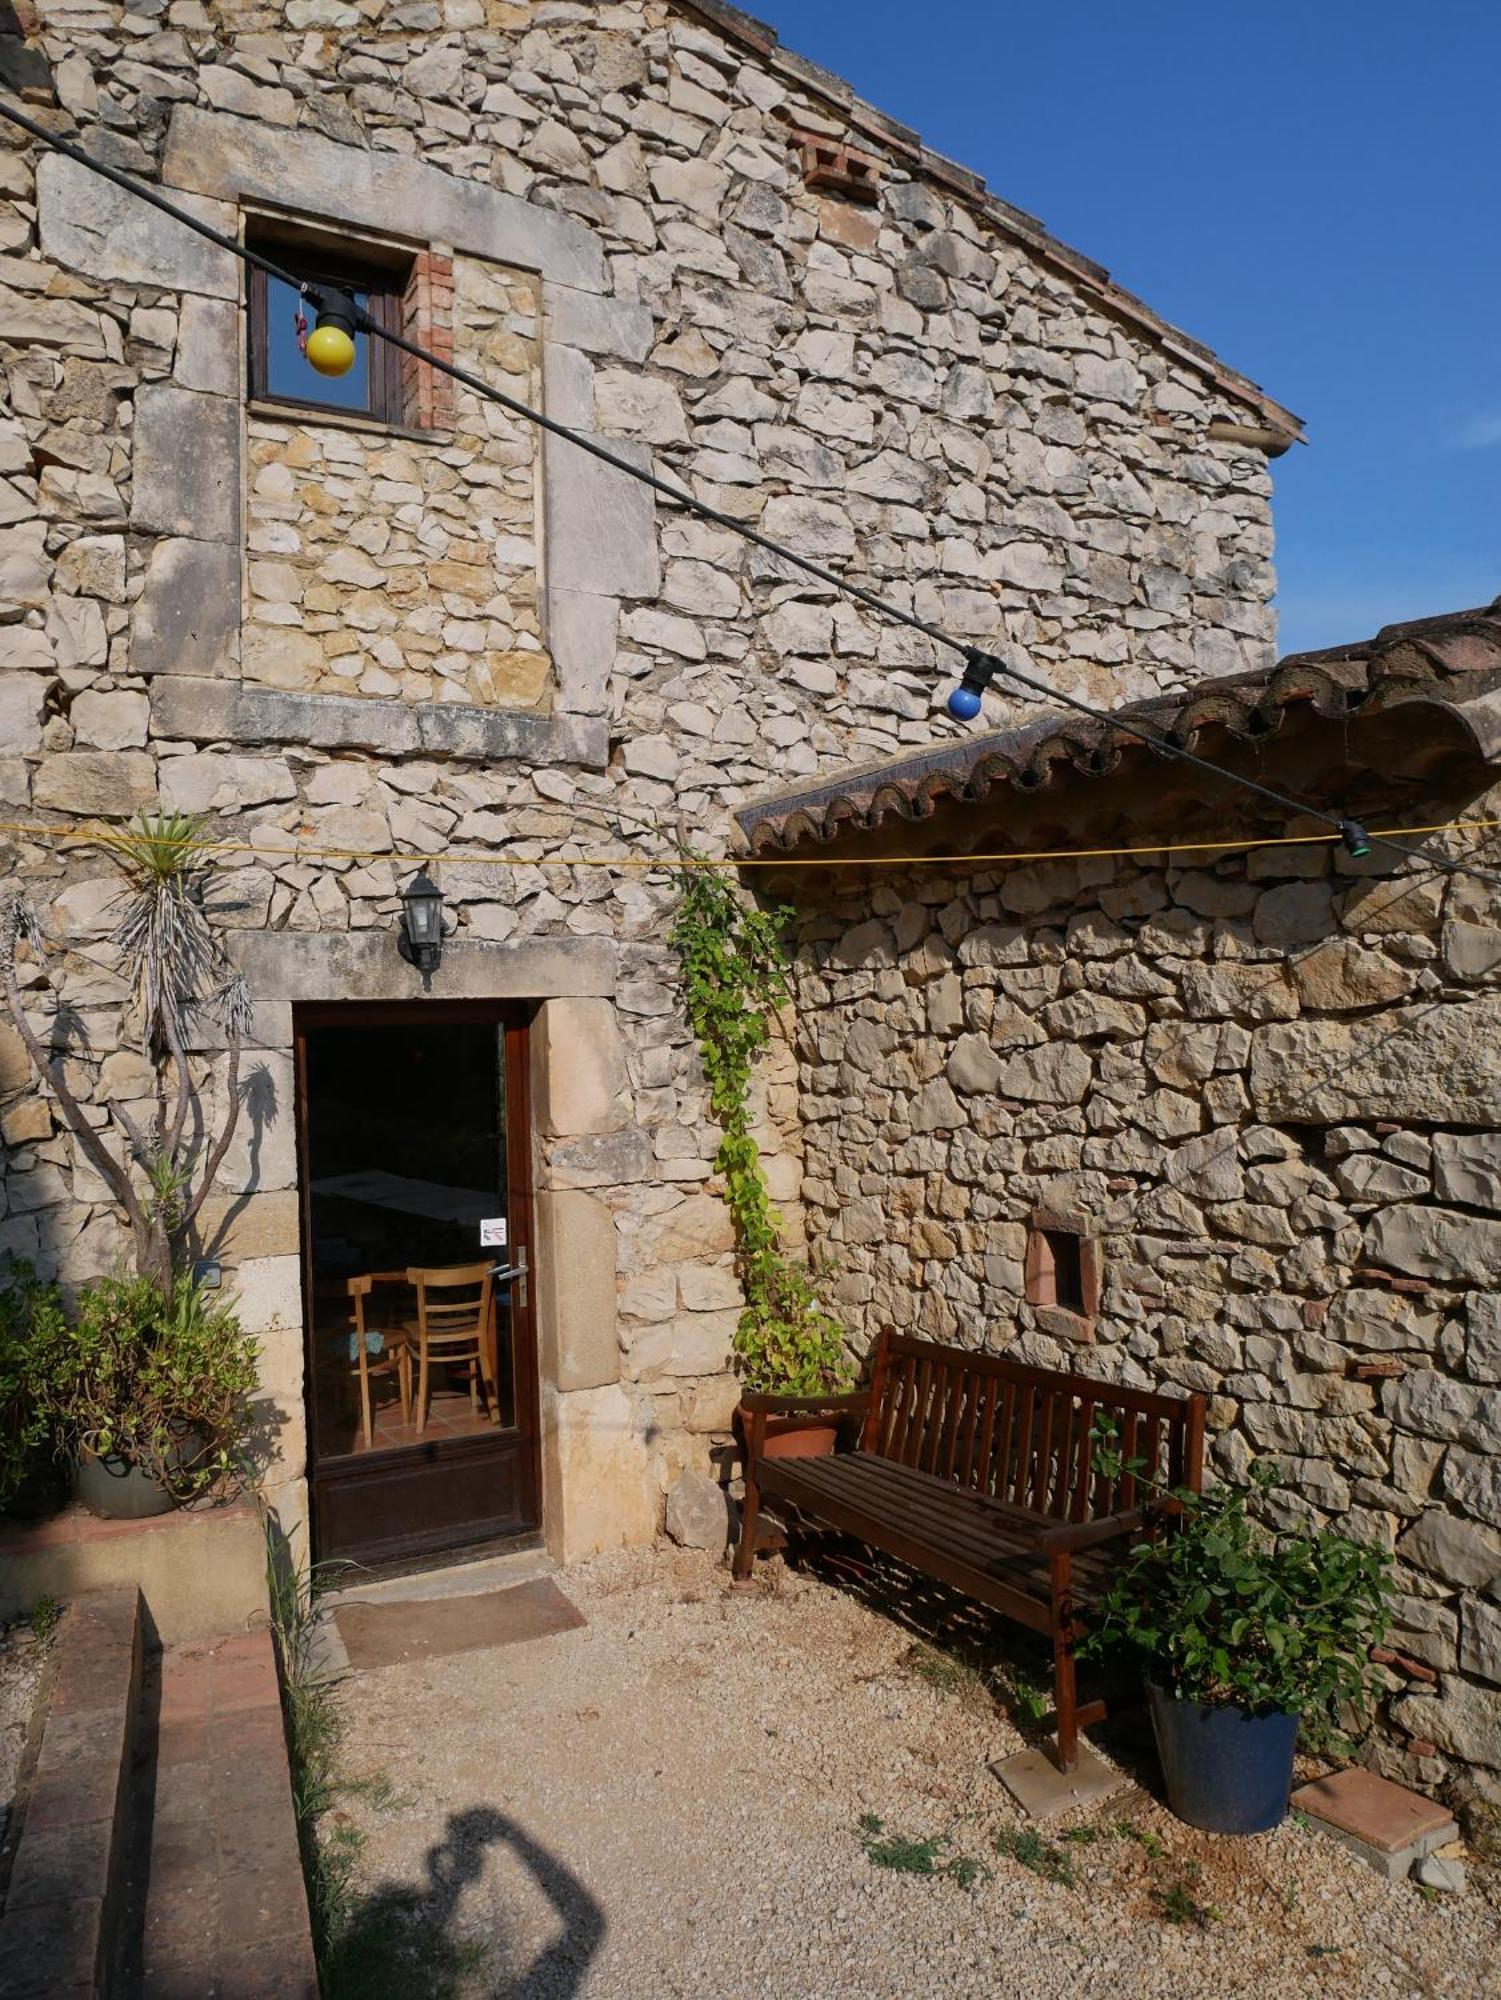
[747,1410,839,1460]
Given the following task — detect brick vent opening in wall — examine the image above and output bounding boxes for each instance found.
[1024,1209,1102,1341]
[246,218,454,432]
[789,127,882,205]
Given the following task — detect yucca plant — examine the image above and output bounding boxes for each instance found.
[1,811,253,1289]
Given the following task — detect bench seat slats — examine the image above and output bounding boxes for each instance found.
[757,1452,1123,1604]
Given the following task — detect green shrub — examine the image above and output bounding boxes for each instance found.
[0,1259,68,1508]
[42,1273,260,1501]
[1083,1441,1392,1742]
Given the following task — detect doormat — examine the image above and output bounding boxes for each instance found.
[335,1577,586,1670]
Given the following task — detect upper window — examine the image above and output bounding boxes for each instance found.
[248,237,406,425]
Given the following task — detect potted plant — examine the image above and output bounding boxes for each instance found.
[40,1271,260,1519]
[0,1259,70,1517]
[1084,1445,1392,1835]
[734,1254,855,1460]
[671,865,854,1459]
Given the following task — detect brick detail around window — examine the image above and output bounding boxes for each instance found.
[401,248,456,430]
[1023,1208,1102,1336]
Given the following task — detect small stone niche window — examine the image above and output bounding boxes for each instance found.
[1024,1210,1101,1330]
[246,219,454,431]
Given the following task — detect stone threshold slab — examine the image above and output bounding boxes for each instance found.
[1292,1767,1460,1881]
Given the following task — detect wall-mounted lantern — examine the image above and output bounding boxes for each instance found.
[397,867,450,988]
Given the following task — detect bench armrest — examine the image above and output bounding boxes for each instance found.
[738,1391,871,1416]
[1039,1505,1153,1554]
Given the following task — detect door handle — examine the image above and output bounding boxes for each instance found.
[489,1247,528,1308]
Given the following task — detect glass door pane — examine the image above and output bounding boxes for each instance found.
[303,1019,511,1459]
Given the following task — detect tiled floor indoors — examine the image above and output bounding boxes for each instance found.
[334,1382,507,1454]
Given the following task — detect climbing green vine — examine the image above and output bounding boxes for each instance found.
[671,865,852,1396]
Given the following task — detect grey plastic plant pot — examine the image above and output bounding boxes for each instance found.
[1148,1682,1298,1835]
[75,1448,176,1520]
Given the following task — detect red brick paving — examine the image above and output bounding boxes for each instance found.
[1291,1766,1456,1853]
[140,1629,317,2000]
[0,1586,140,2000]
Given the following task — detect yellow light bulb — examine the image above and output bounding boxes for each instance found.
[306,322,357,378]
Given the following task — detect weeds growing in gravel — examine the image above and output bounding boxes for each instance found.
[1155,1869,1219,1928]
[1115,1818,1166,1860]
[901,1642,980,1698]
[995,1827,1078,1888]
[27,1593,60,1643]
[264,1532,478,1999]
[857,1814,990,1889]
[264,1537,362,1958]
[989,1659,1052,1728]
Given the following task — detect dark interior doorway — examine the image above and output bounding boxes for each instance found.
[294,1002,539,1567]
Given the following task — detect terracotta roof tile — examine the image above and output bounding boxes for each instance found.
[736,600,1501,855]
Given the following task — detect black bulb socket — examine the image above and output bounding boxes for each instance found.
[1338,819,1372,859]
[959,648,1002,702]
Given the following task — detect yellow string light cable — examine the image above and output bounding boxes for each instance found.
[1,816,1498,873]
[4,94,1501,892]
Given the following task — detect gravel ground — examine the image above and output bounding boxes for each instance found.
[334,1545,1498,2000]
[0,1616,48,1854]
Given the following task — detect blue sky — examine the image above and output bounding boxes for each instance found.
[757,1,1501,655]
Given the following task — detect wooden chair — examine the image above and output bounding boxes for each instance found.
[404,1262,497,1438]
[346,1273,412,1452]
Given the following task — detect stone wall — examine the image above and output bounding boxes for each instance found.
[0,1,1286,1551]
[791,796,1501,1796]
[244,253,548,711]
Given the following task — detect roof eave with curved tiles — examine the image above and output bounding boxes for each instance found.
[735,600,1501,856]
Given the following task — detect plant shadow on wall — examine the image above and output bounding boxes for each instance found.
[1,811,261,1289]
[0,812,270,1515]
[670,861,852,1395]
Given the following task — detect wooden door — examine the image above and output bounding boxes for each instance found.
[293,1001,540,1567]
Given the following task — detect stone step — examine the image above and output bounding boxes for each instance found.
[0,1586,143,1999]
[129,1629,318,1999]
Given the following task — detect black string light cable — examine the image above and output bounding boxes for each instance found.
[6,94,1501,892]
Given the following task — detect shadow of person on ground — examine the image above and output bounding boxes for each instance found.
[326,1804,606,2000]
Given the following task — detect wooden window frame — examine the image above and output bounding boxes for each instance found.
[247,245,407,426]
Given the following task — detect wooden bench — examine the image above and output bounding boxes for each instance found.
[733,1329,1206,1770]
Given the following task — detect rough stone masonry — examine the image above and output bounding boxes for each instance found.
[759,627,1501,1800]
[0,6,1295,1577]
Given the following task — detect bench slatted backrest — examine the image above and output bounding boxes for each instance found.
[863,1331,1203,1523]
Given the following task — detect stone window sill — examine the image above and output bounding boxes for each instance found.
[247,396,453,448]
[1032,1305,1097,1346]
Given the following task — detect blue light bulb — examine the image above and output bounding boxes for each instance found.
[946,683,983,721]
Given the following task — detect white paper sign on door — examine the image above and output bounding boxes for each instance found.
[479,1217,508,1248]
